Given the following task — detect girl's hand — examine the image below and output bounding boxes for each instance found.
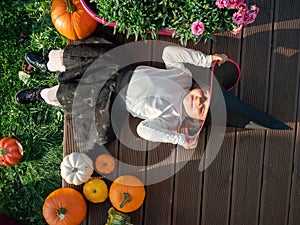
[212,54,228,66]
[182,137,198,149]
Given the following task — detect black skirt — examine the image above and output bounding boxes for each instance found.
[56,43,137,146]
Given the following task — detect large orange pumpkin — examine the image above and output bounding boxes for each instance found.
[51,0,97,40]
[109,175,146,213]
[42,188,87,225]
[0,137,23,166]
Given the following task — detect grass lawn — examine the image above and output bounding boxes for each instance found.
[0,1,67,224]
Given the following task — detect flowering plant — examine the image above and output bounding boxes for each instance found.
[91,0,259,45]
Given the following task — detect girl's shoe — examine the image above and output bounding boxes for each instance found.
[15,86,45,104]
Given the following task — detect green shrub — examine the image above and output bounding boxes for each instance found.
[92,0,260,45]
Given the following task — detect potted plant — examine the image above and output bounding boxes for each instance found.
[80,0,259,45]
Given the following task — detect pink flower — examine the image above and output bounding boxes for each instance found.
[232,11,246,25]
[251,4,260,14]
[191,20,205,36]
[226,1,236,9]
[216,0,228,9]
[245,12,257,24]
[244,5,259,24]
[231,24,244,35]
[227,0,242,9]
[216,0,245,9]
[232,2,256,26]
[237,2,248,12]
[232,4,259,25]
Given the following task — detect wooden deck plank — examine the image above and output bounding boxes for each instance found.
[288,6,300,223]
[63,113,80,156]
[289,99,300,225]
[230,0,275,224]
[116,37,152,224]
[200,31,242,225]
[259,0,300,224]
[118,116,147,224]
[143,143,176,225]
[141,37,177,225]
[201,131,236,225]
[171,40,212,225]
[86,193,111,225]
[172,133,206,225]
[62,114,88,225]
[231,130,266,224]
[85,140,119,225]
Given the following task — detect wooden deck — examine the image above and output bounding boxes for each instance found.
[63,1,300,224]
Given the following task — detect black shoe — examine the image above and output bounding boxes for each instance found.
[25,52,48,73]
[15,87,45,104]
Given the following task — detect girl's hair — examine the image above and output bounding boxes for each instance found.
[181,117,203,136]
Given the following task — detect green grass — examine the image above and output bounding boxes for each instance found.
[0,0,67,224]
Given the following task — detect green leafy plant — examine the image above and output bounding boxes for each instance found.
[91,0,259,45]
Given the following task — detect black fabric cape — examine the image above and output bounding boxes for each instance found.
[208,61,291,130]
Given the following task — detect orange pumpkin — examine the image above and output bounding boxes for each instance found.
[95,154,116,175]
[109,175,146,213]
[0,137,23,166]
[42,188,87,225]
[51,0,97,40]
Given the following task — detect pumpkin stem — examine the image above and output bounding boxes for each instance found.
[0,148,6,156]
[57,207,67,220]
[66,0,77,12]
[72,167,78,173]
[120,193,131,208]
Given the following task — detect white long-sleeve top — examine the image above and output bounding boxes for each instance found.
[125,46,212,146]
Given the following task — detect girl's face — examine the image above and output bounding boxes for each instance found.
[183,88,210,120]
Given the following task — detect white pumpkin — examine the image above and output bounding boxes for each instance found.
[60,152,94,185]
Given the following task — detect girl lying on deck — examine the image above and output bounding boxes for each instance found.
[15,36,290,149]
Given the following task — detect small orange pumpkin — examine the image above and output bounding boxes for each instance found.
[51,0,97,40]
[42,188,87,225]
[95,154,116,175]
[0,137,23,166]
[109,175,146,213]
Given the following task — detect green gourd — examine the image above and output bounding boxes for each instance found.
[105,207,132,225]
